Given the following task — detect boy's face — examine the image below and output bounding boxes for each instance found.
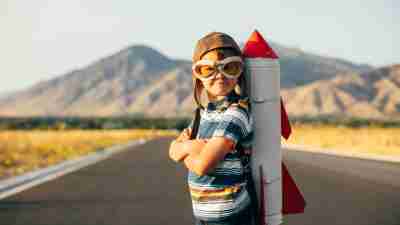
[200,49,239,101]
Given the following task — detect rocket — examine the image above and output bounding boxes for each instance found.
[242,30,306,225]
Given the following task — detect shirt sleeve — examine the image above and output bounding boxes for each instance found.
[211,106,252,147]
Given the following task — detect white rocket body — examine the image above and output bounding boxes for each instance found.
[246,58,282,225]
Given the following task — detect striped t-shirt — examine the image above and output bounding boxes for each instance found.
[187,91,254,222]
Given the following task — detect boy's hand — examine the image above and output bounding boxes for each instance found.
[176,128,192,142]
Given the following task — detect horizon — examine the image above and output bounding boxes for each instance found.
[1,0,398,93]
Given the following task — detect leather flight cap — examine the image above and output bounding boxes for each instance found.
[192,32,242,62]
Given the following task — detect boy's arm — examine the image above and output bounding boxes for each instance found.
[183,106,248,176]
[183,137,235,176]
[169,128,192,162]
[169,128,208,162]
[169,139,207,162]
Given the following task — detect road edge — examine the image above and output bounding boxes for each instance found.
[283,143,400,163]
[0,138,148,200]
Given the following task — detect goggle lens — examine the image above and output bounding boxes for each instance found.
[195,65,216,78]
[223,61,242,76]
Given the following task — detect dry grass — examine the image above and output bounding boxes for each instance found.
[283,124,400,157]
[2,125,398,181]
[0,129,178,180]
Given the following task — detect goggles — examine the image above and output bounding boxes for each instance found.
[192,56,243,81]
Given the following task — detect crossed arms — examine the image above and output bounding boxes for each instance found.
[169,128,235,176]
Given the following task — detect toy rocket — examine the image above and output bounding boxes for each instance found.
[242,30,306,225]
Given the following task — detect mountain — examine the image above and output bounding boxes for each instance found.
[0,43,397,119]
[268,42,372,88]
[281,64,400,119]
[0,45,187,117]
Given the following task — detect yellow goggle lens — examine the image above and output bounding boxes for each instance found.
[196,65,216,77]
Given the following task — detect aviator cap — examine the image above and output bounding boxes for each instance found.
[192,32,242,62]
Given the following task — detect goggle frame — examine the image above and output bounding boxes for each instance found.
[192,56,244,81]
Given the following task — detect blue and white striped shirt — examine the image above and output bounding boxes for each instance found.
[187,91,254,221]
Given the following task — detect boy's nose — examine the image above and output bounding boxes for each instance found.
[215,72,224,79]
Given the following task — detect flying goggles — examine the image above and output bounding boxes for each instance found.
[192,56,243,81]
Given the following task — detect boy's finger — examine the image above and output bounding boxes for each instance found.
[181,134,188,139]
[182,129,189,137]
[177,130,189,140]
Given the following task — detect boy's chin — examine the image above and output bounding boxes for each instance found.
[212,91,228,97]
[213,87,233,95]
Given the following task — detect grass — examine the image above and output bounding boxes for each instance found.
[282,123,400,157]
[1,125,398,180]
[0,129,178,180]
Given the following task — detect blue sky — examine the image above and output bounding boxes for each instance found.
[1,0,398,93]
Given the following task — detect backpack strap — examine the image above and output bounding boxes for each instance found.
[230,97,251,121]
[189,107,201,140]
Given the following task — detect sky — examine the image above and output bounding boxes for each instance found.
[1,0,399,93]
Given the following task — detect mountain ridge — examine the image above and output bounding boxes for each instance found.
[0,43,398,119]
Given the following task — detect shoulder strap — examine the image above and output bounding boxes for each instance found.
[189,107,201,140]
[230,97,251,120]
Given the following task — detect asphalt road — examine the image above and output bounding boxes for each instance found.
[1,137,399,225]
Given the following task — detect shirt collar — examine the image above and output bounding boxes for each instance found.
[206,90,241,112]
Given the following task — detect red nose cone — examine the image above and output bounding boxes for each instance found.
[242,30,279,59]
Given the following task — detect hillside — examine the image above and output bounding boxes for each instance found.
[1,43,396,119]
[281,64,400,119]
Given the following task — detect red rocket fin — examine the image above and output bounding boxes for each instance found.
[280,97,292,140]
[282,162,306,214]
[259,166,266,225]
[242,30,279,59]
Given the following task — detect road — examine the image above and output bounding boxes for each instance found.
[1,137,399,225]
